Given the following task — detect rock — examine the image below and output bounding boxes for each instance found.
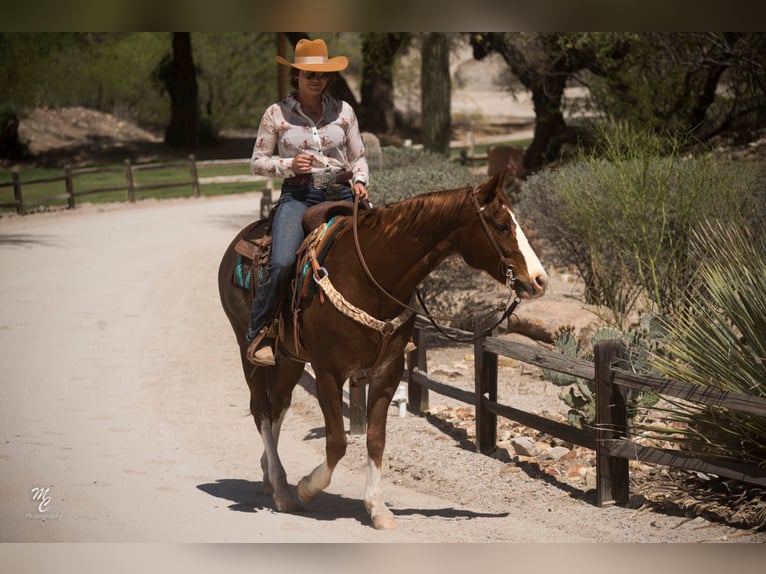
[510,436,539,457]
[539,446,571,461]
[566,464,589,479]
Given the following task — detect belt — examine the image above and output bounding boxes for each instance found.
[284,171,353,189]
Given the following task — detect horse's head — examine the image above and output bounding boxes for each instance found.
[460,170,548,299]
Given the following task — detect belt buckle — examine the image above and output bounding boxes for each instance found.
[311,172,335,190]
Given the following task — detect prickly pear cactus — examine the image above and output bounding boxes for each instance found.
[544,326,581,387]
[543,326,598,428]
[544,320,663,429]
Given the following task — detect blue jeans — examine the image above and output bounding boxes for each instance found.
[246,182,354,341]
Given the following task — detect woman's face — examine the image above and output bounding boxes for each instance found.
[297,70,329,97]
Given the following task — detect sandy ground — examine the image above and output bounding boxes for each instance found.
[1,192,761,544]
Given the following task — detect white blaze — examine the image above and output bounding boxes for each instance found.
[509,208,547,279]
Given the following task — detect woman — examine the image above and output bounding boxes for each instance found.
[246,38,370,366]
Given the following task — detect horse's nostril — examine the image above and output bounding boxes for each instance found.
[535,273,548,292]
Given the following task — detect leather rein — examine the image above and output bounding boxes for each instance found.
[351,187,522,344]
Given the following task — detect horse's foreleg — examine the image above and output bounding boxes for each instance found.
[297,371,347,503]
[364,360,402,530]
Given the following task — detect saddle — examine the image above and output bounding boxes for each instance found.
[231,201,355,291]
[230,201,357,358]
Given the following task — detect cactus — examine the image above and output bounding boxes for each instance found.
[543,317,663,429]
[544,326,581,386]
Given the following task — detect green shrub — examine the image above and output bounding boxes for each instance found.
[372,146,483,205]
[520,122,761,326]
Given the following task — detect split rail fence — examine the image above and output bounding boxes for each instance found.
[0,156,274,218]
[349,317,766,507]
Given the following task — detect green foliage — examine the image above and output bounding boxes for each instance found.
[520,121,761,325]
[193,33,278,130]
[647,222,766,467]
[371,146,483,205]
[583,33,766,141]
[0,33,279,133]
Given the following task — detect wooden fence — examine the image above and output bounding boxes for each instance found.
[360,317,766,507]
[0,156,273,218]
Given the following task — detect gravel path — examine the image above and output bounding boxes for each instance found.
[1,194,761,543]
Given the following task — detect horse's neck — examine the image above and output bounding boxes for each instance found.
[356,189,468,294]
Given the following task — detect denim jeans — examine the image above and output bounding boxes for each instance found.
[246,181,354,341]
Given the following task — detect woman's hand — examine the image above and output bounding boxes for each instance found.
[352,182,369,201]
[292,153,314,174]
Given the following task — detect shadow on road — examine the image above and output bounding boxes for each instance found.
[197,478,510,526]
[0,233,60,248]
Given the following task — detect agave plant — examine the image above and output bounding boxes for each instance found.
[646,221,766,467]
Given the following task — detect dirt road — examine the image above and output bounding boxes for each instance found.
[0,194,759,543]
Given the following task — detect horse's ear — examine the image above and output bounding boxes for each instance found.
[475,169,507,206]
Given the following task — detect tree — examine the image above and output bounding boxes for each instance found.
[157,32,200,148]
[471,33,766,172]
[359,33,409,135]
[583,33,766,143]
[193,33,276,129]
[470,33,620,171]
[421,33,451,156]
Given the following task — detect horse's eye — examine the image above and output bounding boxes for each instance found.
[494,221,511,233]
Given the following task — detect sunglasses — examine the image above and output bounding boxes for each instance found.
[302,71,330,80]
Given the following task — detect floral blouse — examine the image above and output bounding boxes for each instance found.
[250,93,369,186]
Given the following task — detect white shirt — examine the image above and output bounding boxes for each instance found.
[250,93,369,185]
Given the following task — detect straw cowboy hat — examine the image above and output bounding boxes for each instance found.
[275,38,348,72]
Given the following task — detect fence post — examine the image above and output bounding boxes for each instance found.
[189,154,200,197]
[407,325,429,414]
[125,159,135,202]
[474,316,498,454]
[349,376,367,435]
[260,180,273,219]
[64,166,75,209]
[12,166,24,215]
[595,339,630,506]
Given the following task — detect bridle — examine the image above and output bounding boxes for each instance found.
[351,186,522,343]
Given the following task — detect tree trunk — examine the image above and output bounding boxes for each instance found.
[360,33,407,135]
[524,75,568,171]
[160,32,199,149]
[421,33,451,156]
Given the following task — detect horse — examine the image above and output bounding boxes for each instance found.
[217,170,548,529]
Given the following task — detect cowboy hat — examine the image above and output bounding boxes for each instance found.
[275,38,348,72]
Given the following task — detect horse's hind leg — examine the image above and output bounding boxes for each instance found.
[364,358,403,530]
[245,358,304,513]
[296,370,347,503]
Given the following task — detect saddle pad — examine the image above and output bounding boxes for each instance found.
[233,254,252,290]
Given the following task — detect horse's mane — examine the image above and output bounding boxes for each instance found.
[339,186,472,246]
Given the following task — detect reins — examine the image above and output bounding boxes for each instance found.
[351,188,522,344]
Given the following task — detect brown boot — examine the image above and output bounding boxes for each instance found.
[245,328,275,366]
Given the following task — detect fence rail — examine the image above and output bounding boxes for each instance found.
[387,317,766,507]
[1,156,272,215]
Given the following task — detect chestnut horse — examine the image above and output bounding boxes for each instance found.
[217,171,547,529]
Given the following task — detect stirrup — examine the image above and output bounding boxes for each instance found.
[246,328,275,366]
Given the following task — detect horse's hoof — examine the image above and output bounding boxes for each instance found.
[372,513,397,530]
[296,478,316,503]
[273,492,300,513]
